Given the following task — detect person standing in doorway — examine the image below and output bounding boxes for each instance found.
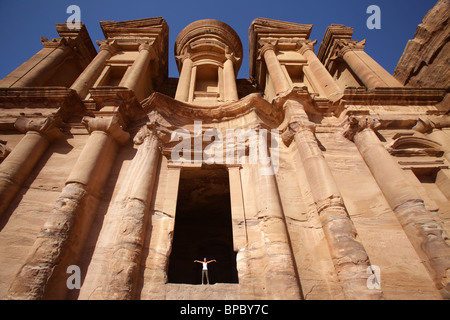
[194,257,216,285]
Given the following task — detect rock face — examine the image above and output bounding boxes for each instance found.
[394,0,450,110]
[0,16,449,300]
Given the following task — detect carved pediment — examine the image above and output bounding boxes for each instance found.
[387,136,443,157]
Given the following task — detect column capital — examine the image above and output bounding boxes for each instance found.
[225,46,241,64]
[334,39,366,60]
[296,39,317,55]
[133,123,162,146]
[96,39,119,55]
[40,37,70,50]
[257,40,278,60]
[14,116,66,141]
[281,100,316,146]
[138,40,156,59]
[81,116,130,145]
[343,115,381,141]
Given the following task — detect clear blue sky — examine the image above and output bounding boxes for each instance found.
[0,0,438,79]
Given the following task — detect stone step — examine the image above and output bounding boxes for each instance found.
[165,283,240,300]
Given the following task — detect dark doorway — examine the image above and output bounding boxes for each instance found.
[167,166,238,284]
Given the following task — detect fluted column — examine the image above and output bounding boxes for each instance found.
[223,52,239,102]
[5,116,129,300]
[298,41,341,99]
[175,54,193,102]
[0,117,65,218]
[103,125,161,300]
[283,99,382,299]
[71,40,117,98]
[253,158,303,299]
[337,41,403,89]
[259,42,291,94]
[344,115,450,299]
[119,42,154,92]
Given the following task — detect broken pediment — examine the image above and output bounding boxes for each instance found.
[387,135,443,157]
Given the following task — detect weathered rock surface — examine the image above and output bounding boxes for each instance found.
[394,0,450,111]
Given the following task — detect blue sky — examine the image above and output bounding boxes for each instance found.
[0,0,437,79]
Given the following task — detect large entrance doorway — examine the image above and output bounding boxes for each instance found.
[167,166,238,284]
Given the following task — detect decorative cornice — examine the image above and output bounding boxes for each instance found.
[0,87,86,122]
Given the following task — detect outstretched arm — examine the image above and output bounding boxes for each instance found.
[193,260,202,263]
[207,260,217,263]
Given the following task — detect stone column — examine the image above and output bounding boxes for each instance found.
[298,41,341,99]
[103,125,161,300]
[2,39,72,88]
[223,52,239,102]
[282,99,382,299]
[0,117,64,218]
[338,42,403,89]
[227,166,247,251]
[252,141,302,299]
[344,115,450,299]
[175,54,193,102]
[71,40,117,98]
[5,116,129,300]
[260,42,291,94]
[119,42,154,92]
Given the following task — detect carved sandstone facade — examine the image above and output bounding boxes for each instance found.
[0,13,449,300]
